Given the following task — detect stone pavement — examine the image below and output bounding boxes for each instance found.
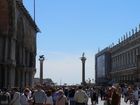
[87,97,135,105]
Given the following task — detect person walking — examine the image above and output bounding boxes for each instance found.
[111,85,121,105]
[132,86,139,105]
[33,85,46,105]
[68,88,75,105]
[10,87,21,105]
[90,88,97,105]
[55,89,68,105]
[74,86,88,105]
[45,90,53,105]
[20,88,30,105]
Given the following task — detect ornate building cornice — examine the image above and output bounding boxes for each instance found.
[111,31,140,53]
[16,1,40,33]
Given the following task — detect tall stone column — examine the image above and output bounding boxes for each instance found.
[24,71,27,87]
[0,66,2,88]
[4,67,7,88]
[80,53,86,85]
[39,55,45,84]
[10,39,16,63]
[9,67,15,88]
[4,37,8,61]
[25,70,29,87]
[22,70,25,88]
[29,71,33,87]
[31,71,34,87]
[17,69,20,87]
[23,48,25,65]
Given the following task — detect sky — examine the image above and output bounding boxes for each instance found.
[23,0,140,85]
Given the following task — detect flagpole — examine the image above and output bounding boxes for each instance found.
[34,0,35,22]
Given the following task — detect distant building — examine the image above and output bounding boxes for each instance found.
[0,0,39,89]
[95,47,111,85]
[34,78,55,86]
[95,26,140,85]
[110,29,140,84]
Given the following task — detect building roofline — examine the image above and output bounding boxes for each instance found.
[95,47,111,57]
[16,1,40,33]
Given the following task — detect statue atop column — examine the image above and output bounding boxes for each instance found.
[82,52,85,57]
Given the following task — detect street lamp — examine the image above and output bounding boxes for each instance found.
[39,55,45,84]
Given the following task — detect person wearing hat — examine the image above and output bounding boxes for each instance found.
[55,89,68,105]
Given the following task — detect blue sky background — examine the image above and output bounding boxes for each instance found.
[23,0,140,85]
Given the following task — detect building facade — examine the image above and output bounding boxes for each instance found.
[0,0,39,89]
[95,48,111,85]
[95,26,140,85]
[110,28,140,84]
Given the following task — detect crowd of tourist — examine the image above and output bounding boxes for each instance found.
[88,83,140,105]
[0,83,139,105]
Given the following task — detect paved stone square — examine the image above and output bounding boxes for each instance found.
[87,97,135,105]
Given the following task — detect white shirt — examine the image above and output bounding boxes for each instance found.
[45,96,53,105]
